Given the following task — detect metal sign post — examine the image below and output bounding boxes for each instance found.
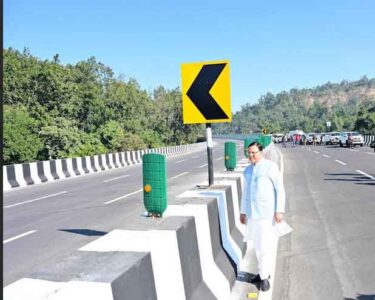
[181,60,232,187]
[206,123,214,186]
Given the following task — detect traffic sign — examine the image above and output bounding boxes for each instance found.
[262,128,267,134]
[181,60,231,124]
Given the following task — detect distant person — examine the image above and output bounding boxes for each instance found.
[295,134,301,146]
[282,135,287,148]
[313,134,317,146]
[348,132,354,149]
[240,142,286,292]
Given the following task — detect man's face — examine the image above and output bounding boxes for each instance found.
[248,145,262,164]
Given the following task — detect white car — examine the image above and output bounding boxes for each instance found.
[272,134,284,143]
[306,133,321,145]
[328,132,341,145]
[321,133,331,145]
[339,131,364,147]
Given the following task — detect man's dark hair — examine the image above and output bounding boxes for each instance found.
[248,141,263,151]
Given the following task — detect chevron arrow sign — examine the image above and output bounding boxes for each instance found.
[181,60,232,124]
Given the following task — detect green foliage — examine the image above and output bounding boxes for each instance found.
[98,120,125,152]
[3,47,204,164]
[121,133,147,150]
[354,103,375,134]
[3,105,44,164]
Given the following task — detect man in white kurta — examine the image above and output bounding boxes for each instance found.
[240,141,285,291]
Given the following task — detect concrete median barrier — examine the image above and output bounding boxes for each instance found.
[4,251,157,300]
[3,142,206,192]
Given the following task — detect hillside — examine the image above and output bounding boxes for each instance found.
[213,77,375,135]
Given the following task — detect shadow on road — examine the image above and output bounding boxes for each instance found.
[324,173,374,185]
[58,229,107,236]
[344,294,375,300]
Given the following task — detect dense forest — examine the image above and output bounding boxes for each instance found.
[3,48,204,165]
[3,47,375,165]
[213,77,375,135]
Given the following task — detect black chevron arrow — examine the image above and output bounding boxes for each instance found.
[186,63,229,120]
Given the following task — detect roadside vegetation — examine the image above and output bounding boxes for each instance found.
[4,47,375,165]
[3,48,204,165]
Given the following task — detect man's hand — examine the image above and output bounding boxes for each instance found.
[240,213,247,225]
[274,212,283,223]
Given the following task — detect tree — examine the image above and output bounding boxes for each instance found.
[3,105,43,164]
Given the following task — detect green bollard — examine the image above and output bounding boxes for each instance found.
[224,142,237,171]
[142,153,167,217]
[256,135,272,148]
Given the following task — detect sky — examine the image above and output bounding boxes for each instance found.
[4,0,375,112]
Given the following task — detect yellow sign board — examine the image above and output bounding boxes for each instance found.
[181,60,231,124]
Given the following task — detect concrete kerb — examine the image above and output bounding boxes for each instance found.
[164,197,235,299]
[178,185,246,273]
[4,251,157,300]
[79,216,215,300]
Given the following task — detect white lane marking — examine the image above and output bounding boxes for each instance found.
[322,154,330,158]
[365,152,375,155]
[170,172,189,180]
[4,191,68,209]
[215,157,223,161]
[103,174,130,183]
[3,230,37,244]
[198,164,208,168]
[175,159,186,164]
[307,148,312,151]
[192,156,199,159]
[313,151,320,154]
[356,170,375,180]
[104,189,143,205]
[335,160,347,166]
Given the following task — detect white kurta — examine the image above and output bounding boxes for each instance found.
[241,158,285,280]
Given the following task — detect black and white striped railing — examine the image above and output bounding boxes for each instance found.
[364,135,375,145]
[3,143,205,191]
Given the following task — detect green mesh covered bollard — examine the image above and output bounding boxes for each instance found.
[142,153,167,217]
[256,135,272,148]
[224,142,237,171]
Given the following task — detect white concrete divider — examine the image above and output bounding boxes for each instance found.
[78,216,215,300]
[164,203,232,299]
[4,251,157,300]
[3,166,12,191]
[212,179,246,236]
[178,189,244,271]
[29,162,42,185]
[3,142,207,191]
[66,159,77,178]
[42,160,55,182]
[14,164,28,188]
[80,229,185,300]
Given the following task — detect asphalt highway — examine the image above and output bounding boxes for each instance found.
[4,141,375,299]
[3,140,234,286]
[273,143,375,299]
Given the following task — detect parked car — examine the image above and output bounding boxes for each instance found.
[328,132,341,145]
[272,134,284,143]
[370,140,375,148]
[339,131,364,147]
[306,133,321,145]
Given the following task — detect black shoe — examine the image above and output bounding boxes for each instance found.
[249,274,261,283]
[260,279,270,291]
